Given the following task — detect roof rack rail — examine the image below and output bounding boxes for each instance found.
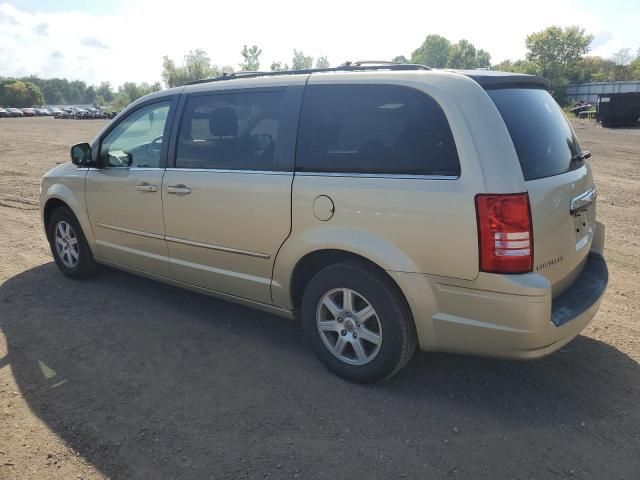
[185,62,431,86]
[348,60,403,66]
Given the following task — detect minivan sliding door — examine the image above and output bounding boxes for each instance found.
[162,85,303,304]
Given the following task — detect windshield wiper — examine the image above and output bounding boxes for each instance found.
[571,151,592,164]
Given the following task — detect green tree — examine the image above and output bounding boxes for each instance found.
[476,49,491,68]
[70,80,88,103]
[270,61,289,71]
[111,82,161,110]
[292,50,313,70]
[41,82,66,104]
[67,86,83,104]
[161,56,183,87]
[240,45,262,71]
[315,56,330,69]
[183,49,218,81]
[492,59,538,74]
[392,55,408,64]
[411,35,451,67]
[611,48,632,66]
[84,85,96,105]
[162,49,219,87]
[0,79,44,107]
[630,57,640,80]
[525,25,593,88]
[20,77,73,105]
[94,94,106,108]
[97,82,114,103]
[575,56,627,83]
[447,39,477,69]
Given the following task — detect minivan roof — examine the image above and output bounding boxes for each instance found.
[183,64,550,91]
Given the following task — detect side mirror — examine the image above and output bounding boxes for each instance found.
[70,143,94,167]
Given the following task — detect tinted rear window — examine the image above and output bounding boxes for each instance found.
[488,88,583,181]
[296,84,460,176]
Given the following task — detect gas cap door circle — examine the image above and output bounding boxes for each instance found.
[313,195,335,221]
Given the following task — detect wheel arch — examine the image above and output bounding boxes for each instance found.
[42,193,95,250]
[43,198,69,238]
[288,249,413,318]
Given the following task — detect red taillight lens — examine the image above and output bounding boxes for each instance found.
[475,193,533,274]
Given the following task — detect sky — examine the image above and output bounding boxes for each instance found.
[0,0,638,87]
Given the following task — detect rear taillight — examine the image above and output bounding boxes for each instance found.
[475,193,533,274]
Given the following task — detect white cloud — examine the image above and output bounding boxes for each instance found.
[80,36,110,49]
[0,0,638,87]
[32,22,48,35]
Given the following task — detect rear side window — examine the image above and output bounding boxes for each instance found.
[488,88,583,181]
[296,84,460,176]
[176,90,284,170]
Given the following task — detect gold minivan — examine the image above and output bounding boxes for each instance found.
[41,64,608,382]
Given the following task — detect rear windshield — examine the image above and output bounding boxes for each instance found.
[488,88,583,181]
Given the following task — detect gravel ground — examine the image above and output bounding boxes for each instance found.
[0,117,638,480]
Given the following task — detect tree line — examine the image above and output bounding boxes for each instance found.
[0,77,160,109]
[1,25,639,109]
[492,27,640,93]
[160,47,330,88]
[161,28,640,100]
[401,27,640,97]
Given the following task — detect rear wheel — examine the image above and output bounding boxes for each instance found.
[301,261,416,383]
[47,206,97,278]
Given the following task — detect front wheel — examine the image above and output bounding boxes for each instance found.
[301,261,417,383]
[47,206,97,278]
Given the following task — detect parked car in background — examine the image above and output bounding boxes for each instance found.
[36,108,53,116]
[52,107,117,120]
[50,108,63,116]
[21,108,36,117]
[40,65,608,382]
[0,108,9,118]
[54,108,74,119]
[7,108,24,117]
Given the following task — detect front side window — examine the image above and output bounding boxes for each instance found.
[295,84,460,176]
[100,101,171,168]
[176,90,284,170]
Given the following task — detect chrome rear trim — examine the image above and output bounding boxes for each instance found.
[570,187,597,214]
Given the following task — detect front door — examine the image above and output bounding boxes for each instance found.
[162,87,301,303]
[86,99,174,276]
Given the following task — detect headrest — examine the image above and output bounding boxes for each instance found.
[209,107,238,137]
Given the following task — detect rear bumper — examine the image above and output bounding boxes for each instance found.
[390,243,608,359]
[551,253,607,327]
[523,252,607,358]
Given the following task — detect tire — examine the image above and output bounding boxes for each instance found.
[47,206,97,279]
[301,261,417,383]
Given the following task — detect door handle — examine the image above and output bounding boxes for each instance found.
[167,184,192,195]
[136,182,158,192]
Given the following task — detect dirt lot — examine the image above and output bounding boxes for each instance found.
[0,117,638,480]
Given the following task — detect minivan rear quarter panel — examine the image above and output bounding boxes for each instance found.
[272,71,530,309]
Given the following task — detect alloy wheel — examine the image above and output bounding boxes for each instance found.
[316,288,383,365]
[54,220,80,268]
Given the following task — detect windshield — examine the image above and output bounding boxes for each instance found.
[488,88,583,181]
